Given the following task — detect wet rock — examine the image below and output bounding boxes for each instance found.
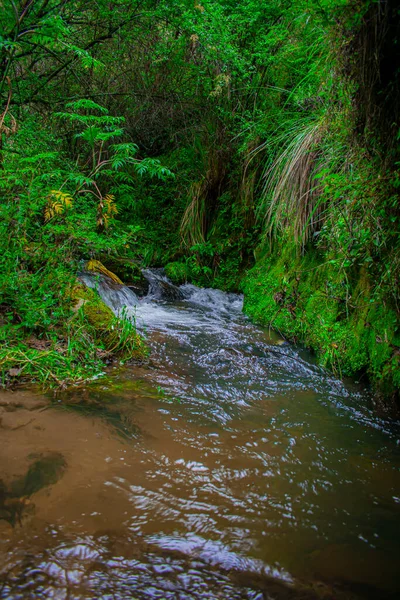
[10,452,67,497]
[128,281,150,297]
[156,280,184,301]
[77,273,139,311]
[142,269,184,302]
[0,393,48,412]
[309,543,399,593]
[98,256,150,296]
[0,517,13,537]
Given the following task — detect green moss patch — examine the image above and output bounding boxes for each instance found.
[243,246,400,402]
[71,284,147,361]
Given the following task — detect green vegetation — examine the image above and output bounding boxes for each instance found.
[0,0,399,403]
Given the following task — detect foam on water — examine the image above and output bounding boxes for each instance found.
[181,283,244,313]
[78,272,139,312]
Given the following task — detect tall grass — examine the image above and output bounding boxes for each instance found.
[180,145,227,248]
[180,180,207,247]
[257,116,328,245]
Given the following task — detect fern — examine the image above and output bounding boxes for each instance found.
[66,99,108,113]
[67,173,93,187]
[44,190,73,222]
[96,193,118,229]
[112,172,135,184]
[111,143,139,155]
[68,46,104,71]
[133,158,174,180]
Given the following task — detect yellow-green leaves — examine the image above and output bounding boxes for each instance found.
[44,190,73,222]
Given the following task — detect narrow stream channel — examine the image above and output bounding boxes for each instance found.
[1,272,399,599]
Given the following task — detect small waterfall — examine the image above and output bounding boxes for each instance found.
[181,284,243,313]
[77,269,243,329]
[142,268,184,301]
[78,272,139,313]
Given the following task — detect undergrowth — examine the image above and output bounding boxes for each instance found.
[0,107,161,389]
[0,0,398,404]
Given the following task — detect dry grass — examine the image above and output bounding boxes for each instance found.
[180,180,207,247]
[180,148,226,248]
[258,118,326,245]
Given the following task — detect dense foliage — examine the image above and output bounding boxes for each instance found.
[0,0,399,403]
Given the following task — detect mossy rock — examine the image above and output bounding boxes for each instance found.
[70,284,146,360]
[98,256,149,295]
[71,284,113,327]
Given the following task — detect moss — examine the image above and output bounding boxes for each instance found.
[243,245,399,402]
[86,260,123,284]
[72,283,113,326]
[70,284,146,361]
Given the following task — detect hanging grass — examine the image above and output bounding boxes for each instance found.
[257,116,328,245]
[180,180,207,248]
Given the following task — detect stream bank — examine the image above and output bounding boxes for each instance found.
[242,247,400,413]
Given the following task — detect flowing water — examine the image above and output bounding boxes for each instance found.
[1,271,400,599]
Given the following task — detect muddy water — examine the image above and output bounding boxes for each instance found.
[1,280,400,599]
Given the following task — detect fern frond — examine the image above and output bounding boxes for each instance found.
[50,190,73,207]
[66,99,108,113]
[54,201,64,214]
[104,193,118,216]
[44,190,73,222]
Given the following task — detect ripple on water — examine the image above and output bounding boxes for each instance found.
[1,281,400,599]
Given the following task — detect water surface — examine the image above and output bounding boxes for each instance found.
[1,277,399,599]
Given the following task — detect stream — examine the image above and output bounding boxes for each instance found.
[1,271,400,599]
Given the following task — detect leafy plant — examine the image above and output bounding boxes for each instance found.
[44,190,73,222]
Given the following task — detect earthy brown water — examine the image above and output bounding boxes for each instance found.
[1,280,400,599]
